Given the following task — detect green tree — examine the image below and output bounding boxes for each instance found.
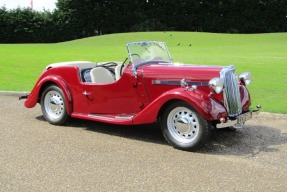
[1,0,287,43]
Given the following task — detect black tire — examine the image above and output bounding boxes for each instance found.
[40,85,69,125]
[161,101,211,151]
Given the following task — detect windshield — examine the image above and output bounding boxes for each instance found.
[126,41,172,66]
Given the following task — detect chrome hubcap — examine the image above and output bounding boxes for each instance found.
[176,117,192,133]
[167,107,200,143]
[44,90,64,120]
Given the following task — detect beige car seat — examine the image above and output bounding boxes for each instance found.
[90,67,115,84]
[114,64,127,81]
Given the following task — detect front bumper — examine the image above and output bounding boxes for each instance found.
[216,105,261,129]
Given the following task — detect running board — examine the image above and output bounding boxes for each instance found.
[71,113,134,125]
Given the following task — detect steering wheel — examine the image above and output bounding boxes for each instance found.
[131,53,140,59]
[120,54,141,75]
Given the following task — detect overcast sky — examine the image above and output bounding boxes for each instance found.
[0,0,57,11]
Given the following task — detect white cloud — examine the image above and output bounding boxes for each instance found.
[0,0,57,11]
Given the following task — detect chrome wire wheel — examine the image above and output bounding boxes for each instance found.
[167,107,200,144]
[44,90,65,120]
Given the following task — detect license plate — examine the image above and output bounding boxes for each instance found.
[237,112,252,124]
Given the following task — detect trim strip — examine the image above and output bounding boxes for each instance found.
[152,80,208,86]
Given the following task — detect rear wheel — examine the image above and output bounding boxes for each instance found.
[40,85,69,125]
[161,101,210,151]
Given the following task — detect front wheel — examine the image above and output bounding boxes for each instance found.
[161,101,210,151]
[40,85,69,125]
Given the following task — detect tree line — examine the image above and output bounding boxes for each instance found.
[1,0,287,43]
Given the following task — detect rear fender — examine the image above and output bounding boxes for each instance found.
[24,75,73,115]
[132,88,227,124]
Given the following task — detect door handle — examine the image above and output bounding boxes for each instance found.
[83,91,90,96]
[83,91,93,101]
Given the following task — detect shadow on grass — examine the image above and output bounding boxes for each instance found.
[36,115,287,156]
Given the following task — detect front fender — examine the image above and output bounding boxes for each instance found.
[132,88,227,124]
[24,74,73,115]
[240,85,251,111]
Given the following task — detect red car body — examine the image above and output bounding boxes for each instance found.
[22,41,260,151]
[24,62,252,124]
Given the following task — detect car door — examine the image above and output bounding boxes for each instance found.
[81,69,144,115]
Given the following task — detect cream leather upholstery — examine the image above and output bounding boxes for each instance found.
[115,64,127,81]
[46,61,97,71]
[90,67,115,84]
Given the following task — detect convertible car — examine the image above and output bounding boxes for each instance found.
[20,41,260,151]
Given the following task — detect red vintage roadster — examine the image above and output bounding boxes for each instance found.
[21,41,260,151]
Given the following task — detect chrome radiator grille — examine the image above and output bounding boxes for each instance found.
[221,66,242,117]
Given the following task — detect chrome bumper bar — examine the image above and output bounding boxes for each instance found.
[216,105,261,129]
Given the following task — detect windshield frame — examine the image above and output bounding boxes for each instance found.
[126,41,172,69]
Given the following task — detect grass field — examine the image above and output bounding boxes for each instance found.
[0,32,286,113]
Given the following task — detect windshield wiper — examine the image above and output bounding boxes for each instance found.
[155,43,166,52]
[141,42,151,53]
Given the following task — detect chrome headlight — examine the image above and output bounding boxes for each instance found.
[209,78,224,94]
[239,72,252,86]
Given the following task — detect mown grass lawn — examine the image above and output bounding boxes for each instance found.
[0,32,286,113]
